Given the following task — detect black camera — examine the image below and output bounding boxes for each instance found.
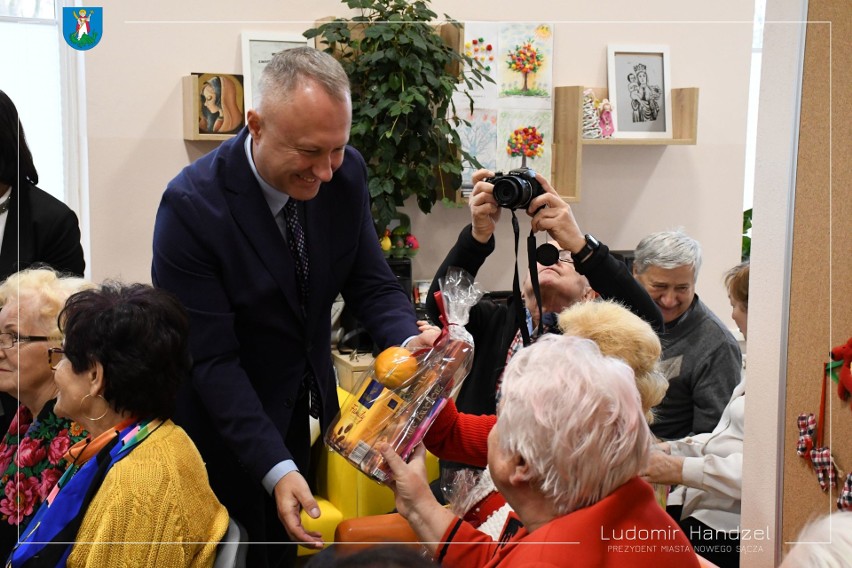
[485,167,545,210]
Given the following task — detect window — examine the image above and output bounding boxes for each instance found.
[0,0,55,19]
[0,2,89,273]
[0,5,64,202]
[743,0,767,212]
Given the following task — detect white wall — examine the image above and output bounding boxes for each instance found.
[83,0,753,328]
[740,1,808,565]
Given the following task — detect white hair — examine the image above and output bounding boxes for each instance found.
[780,512,852,568]
[0,268,94,337]
[634,229,702,280]
[496,334,651,516]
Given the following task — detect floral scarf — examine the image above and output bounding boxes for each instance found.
[0,401,86,527]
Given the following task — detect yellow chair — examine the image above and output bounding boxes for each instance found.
[298,387,439,556]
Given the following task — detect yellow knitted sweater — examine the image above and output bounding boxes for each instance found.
[66,420,229,568]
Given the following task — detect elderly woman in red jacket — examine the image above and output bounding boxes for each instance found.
[380,334,699,568]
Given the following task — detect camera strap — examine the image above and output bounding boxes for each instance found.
[510,210,543,347]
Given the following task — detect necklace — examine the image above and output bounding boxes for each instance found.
[0,191,10,215]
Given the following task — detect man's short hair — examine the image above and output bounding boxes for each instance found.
[633,229,702,280]
[256,46,350,109]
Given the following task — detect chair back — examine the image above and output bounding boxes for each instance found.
[213,517,248,568]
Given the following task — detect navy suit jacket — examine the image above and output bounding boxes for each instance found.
[152,129,418,482]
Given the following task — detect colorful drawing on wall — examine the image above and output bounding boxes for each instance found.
[465,37,496,72]
[460,23,500,104]
[182,73,245,141]
[496,109,552,176]
[453,21,553,193]
[505,40,544,94]
[498,23,553,107]
[506,125,544,169]
[456,108,498,190]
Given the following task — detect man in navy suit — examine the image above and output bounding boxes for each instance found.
[152,47,434,567]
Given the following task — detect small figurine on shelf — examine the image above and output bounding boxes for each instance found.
[384,213,420,259]
[581,88,602,140]
[599,98,615,139]
[405,234,420,258]
[391,225,408,258]
[380,229,393,257]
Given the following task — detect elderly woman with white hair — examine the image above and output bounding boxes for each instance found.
[422,300,668,469]
[380,335,699,567]
[0,269,92,557]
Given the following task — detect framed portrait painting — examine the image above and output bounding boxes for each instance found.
[241,32,307,113]
[182,73,245,141]
[606,45,672,139]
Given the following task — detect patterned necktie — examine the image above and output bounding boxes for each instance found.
[282,199,310,309]
[282,200,320,418]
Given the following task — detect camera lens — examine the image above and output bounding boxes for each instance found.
[493,178,532,210]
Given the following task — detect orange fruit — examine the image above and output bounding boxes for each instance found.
[374,346,418,389]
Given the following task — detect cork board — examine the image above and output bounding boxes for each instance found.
[781,0,852,548]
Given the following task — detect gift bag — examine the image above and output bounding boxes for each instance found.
[325,267,482,483]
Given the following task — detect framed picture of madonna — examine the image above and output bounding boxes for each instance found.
[606,45,672,139]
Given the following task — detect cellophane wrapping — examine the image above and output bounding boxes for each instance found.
[325,267,482,484]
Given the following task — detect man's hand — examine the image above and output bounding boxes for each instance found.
[406,321,441,351]
[526,174,586,254]
[640,446,685,486]
[273,471,324,548]
[469,169,500,244]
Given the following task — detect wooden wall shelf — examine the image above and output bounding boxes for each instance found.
[551,85,699,201]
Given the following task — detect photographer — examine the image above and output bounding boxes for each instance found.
[425,169,663,419]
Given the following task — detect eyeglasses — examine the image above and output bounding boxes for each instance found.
[0,332,51,350]
[48,347,65,370]
[557,250,574,264]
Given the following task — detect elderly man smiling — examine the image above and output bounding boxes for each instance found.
[632,230,741,440]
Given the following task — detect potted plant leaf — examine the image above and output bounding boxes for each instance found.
[304,0,493,235]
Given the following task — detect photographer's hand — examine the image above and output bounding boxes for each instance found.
[469,169,500,244]
[528,175,587,254]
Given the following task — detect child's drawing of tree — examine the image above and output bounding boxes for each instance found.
[506,39,543,92]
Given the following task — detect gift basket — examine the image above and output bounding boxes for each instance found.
[325,267,482,483]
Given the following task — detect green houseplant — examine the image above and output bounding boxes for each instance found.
[741,207,752,260]
[304,0,492,235]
